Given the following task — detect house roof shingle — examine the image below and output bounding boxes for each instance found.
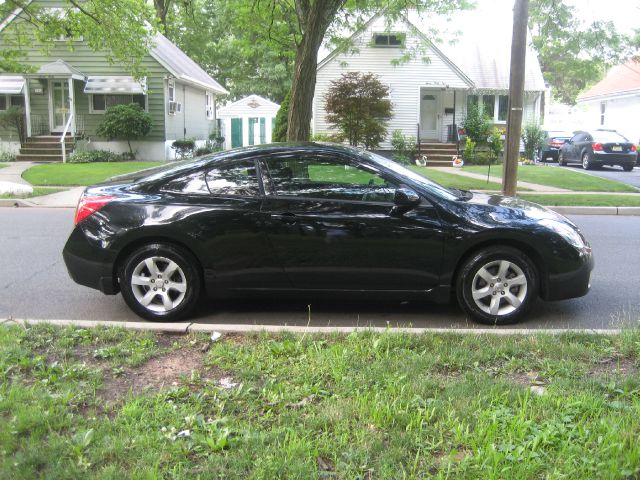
[577,61,640,102]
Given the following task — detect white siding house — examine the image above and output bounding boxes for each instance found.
[313,7,547,149]
[217,95,280,150]
[576,61,640,144]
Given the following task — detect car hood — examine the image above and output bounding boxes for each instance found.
[458,192,576,228]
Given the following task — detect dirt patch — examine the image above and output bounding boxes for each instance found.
[509,371,546,386]
[589,356,638,376]
[97,347,223,402]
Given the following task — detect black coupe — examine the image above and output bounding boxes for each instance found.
[63,143,593,325]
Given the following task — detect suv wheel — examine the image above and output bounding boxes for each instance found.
[456,246,537,325]
[558,152,566,166]
[119,243,201,322]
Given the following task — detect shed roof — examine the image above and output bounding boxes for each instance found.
[218,94,280,117]
[577,61,640,102]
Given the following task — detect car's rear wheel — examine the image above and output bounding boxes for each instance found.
[456,246,537,325]
[622,164,634,172]
[119,243,201,322]
[558,152,566,166]
[582,152,594,170]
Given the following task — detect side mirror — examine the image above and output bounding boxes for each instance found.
[391,187,420,216]
[394,187,420,206]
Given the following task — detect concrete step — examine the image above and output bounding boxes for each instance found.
[419,153,459,161]
[420,160,454,167]
[15,154,64,162]
[419,142,457,148]
[20,147,73,155]
[26,136,75,144]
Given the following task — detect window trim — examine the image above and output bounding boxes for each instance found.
[168,78,175,102]
[205,91,214,120]
[467,93,509,124]
[89,93,148,114]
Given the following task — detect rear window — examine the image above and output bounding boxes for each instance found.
[592,131,630,143]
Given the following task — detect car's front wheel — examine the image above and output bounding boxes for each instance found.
[456,246,537,325]
[622,164,634,172]
[119,243,201,322]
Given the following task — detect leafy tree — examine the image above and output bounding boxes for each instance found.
[529,0,638,104]
[272,92,290,142]
[462,104,492,146]
[0,0,158,78]
[488,128,503,161]
[97,103,152,159]
[324,72,392,149]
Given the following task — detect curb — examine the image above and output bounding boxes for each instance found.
[1,318,624,335]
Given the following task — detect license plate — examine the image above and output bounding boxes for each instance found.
[612,146,622,152]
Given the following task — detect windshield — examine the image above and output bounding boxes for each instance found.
[362,150,459,200]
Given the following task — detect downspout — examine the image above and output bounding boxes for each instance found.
[183,84,186,138]
[453,90,458,154]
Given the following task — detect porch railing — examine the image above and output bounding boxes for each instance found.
[30,114,48,136]
[61,113,74,163]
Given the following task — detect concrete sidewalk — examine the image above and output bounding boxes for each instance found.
[0,162,34,186]
[440,167,571,192]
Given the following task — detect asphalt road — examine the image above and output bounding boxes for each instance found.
[550,163,640,189]
[1,208,639,329]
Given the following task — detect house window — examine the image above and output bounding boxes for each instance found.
[205,92,214,120]
[168,78,175,102]
[498,95,509,121]
[468,94,510,123]
[90,94,146,113]
[600,101,606,125]
[0,95,23,111]
[373,33,405,47]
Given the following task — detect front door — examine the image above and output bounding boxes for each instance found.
[231,118,243,147]
[420,91,440,140]
[259,153,444,292]
[50,80,70,132]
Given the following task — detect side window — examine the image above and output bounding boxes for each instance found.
[264,156,398,203]
[571,133,583,143]
[161,171,210,195]
[206,160,260,196]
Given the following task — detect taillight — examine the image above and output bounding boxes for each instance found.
[632,145,637,152]
[74,194,115,225]
[592,142,603,151]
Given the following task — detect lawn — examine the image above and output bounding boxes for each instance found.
[409,166,503,191]
[2,324,639,479]
[22,162,160,186]
[0,163,8,169]
[519,194,640,207]
[0,187,66,199]
[464,165,639,192]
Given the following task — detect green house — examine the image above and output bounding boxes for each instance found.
[0,0,228,161]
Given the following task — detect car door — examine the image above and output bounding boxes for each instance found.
[258,152,445,293]
[159,159,288,292]
[570,133,589,160]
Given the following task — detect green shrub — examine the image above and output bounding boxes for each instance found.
[391,130,417,165]
[96,103,152,159]
[0,149,16,162]
[0,106,27,145]
[171,139,196,159]
[463,104,493,145]
[463,138,476,160]
[68,150,123,163]
[469,150,500,166]
[488,128,504,160]
[311,132,343,143]
[272,91,290,142]
[522,123,545,161]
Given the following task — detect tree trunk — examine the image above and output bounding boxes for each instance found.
[154,0,171,34]
[287,0,345,142]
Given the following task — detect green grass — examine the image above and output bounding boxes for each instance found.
[0,163,8,169]
[0,187,67,199]
[2,324,640,479]
[409,166,503,190]
[464,165,639,192]
[22,161,160,186]
[519,194,640,207]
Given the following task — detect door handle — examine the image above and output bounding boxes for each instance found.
[270,213,298,224]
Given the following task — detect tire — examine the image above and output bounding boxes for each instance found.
[582,152,594,170]
[622,164,634,172]
[456,246,538,325]
[119,243,201,322]
[558,152,566,166]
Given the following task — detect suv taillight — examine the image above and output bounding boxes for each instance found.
[632,144,637,152]
[74,194,115,225]
[592,142,603,151]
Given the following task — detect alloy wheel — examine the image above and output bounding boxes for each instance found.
[470,259,528,316]
[130,256,187,313]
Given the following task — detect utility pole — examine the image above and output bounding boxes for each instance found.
[503,0,529,196]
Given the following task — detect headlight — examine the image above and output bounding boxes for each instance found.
[539,219,586,249]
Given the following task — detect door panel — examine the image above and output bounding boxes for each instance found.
[231,118,243,148]
[420,92,439,140]
[51,80,70,131]
[261,197,444,291]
